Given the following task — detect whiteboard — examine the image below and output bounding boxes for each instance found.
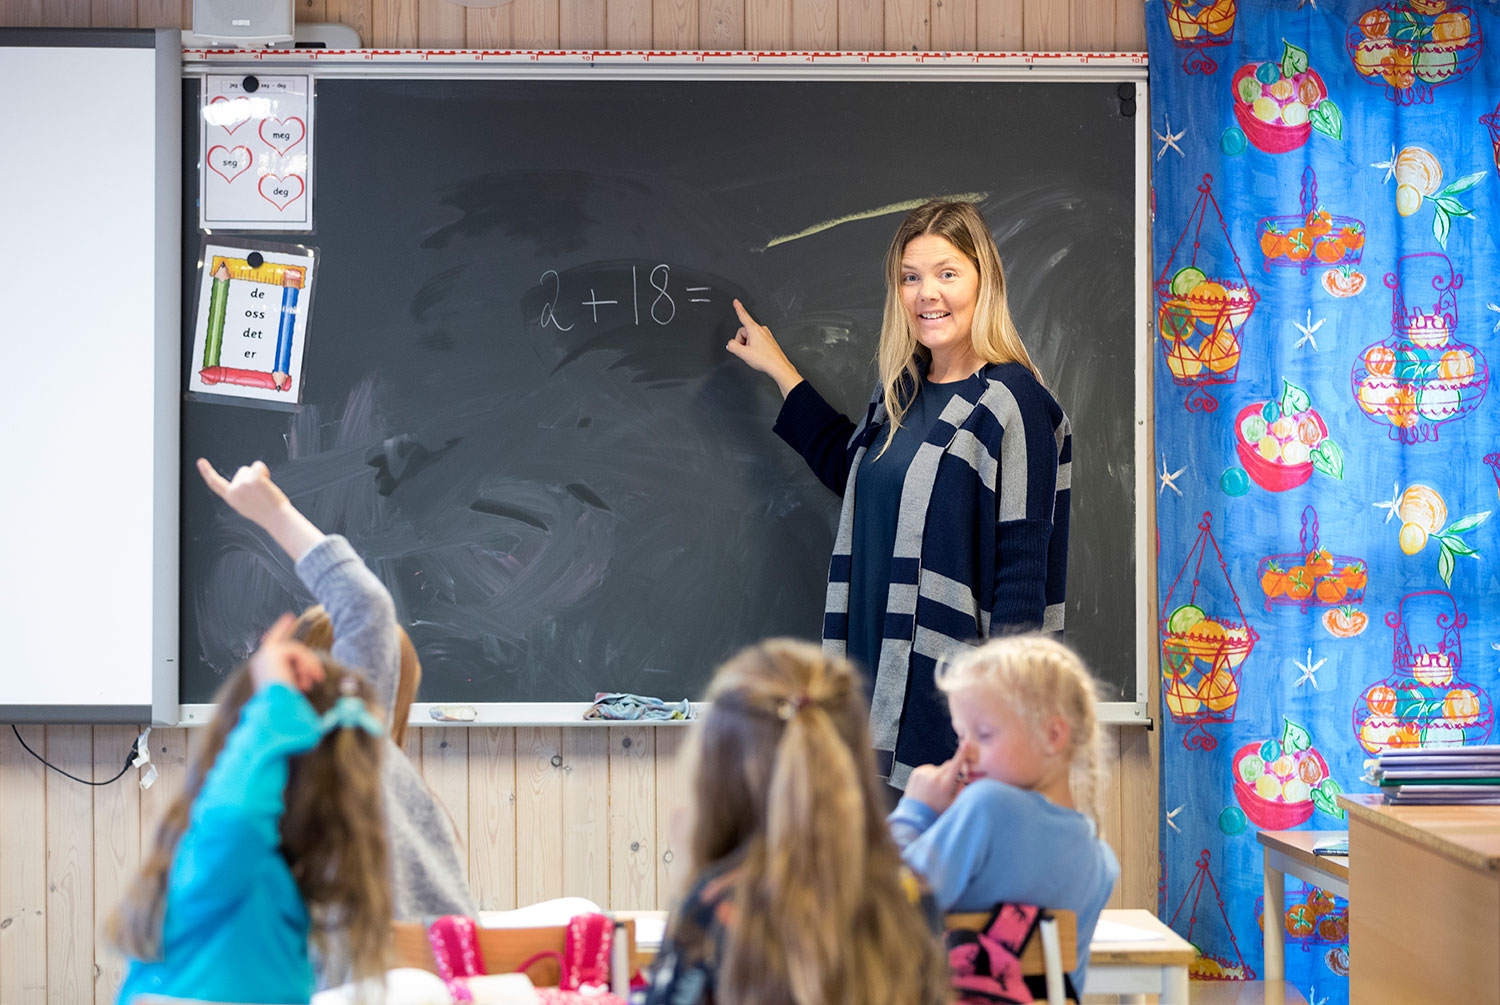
[0,29,179,723]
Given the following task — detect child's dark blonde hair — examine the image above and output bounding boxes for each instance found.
[682,638,950,1005]
[107,656,392,982]
[936,633,1103,824]
[295,604,421,747]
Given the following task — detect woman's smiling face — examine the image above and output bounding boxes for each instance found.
[899,234,983,379]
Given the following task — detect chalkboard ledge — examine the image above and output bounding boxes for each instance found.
[174,701,1150,728]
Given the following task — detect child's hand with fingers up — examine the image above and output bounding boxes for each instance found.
[905,742,973,815]
[197,457,325,562]
[249,613,326,693]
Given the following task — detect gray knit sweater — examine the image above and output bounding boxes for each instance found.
[296,536,478,921]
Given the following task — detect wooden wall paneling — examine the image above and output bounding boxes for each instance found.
[835,0,880,49]
[326,0,374,47]
[652,0,696,48]
[608,0,652,46]
[929,0,973,51]
[1117,717,1159,910]
[884,0,926,50]
[1069,0,1113,51]
[515,727,565,905]
[1115,0,1145,50]
[510,0,561,47]
[421,728,470,886]
[975,0,1021,50]
[373,0,418,47]
[90,0,133,27]
[1094,726,1124,909]
[44,726,94,1005]
[791,0,836,50]
[298,0,330,27]
[417,0,467,47]
[560,729,610,907]
[652,726,688,909]
[1020,0,1062,50]
[135,0,186,28]
[698,0,741,47]
[465,2,512,48]
[91,726,141,1005]
[402,724,424,767]
[137,728,189,840]
[743,0,788,49]
[607,728,655,910]
[559,0,606,47]
[0,726,49,1005]
[467,727,517,910]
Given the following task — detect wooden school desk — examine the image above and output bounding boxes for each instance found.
[1338,794,1500,1005]
[1254,829,1349,984]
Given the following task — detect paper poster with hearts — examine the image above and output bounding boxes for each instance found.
[200,74,314,230]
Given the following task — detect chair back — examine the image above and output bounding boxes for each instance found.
[390,916,637,991]
[944,907,1078,1005]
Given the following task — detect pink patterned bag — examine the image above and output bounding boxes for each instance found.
[944,904,1078,1004]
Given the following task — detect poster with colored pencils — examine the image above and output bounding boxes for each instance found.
[187,243,316,406]
[200,74,313,231]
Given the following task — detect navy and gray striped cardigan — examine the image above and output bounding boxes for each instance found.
[774,360,1072,786]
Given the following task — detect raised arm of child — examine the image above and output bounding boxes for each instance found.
[197,458,402,723]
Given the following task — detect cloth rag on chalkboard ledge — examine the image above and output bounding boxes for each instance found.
[584,693,693,721]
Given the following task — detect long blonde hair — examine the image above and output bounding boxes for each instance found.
[877,200,1042,449]
[681,639,950,1005]
[936,633,1102,825]
[296,604,422,747]
[107,659,392,982]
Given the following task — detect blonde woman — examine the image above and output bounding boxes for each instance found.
[891,633,1119,994]
[644,639,950,1005]
[728,200,1072,788]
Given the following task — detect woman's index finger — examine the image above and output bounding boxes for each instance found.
[731,298,759,328]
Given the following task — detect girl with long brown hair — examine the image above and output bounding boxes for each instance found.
[643,639,950,1005]
[110,614,390,1004]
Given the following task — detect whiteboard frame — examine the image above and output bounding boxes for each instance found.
[175,50,1152,728]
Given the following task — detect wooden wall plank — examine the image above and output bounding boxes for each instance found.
[91,727,141,1005]
[0,726,48,1005]
[836,0,880,49]
[44,726,93,1005]
[421,729,470,887]
[91,0,132,27]
[515,727,564,905]
[299,0,330,26]
[791,0,835,49]
[561,729,610,907]
[884,0,925,50]
[652,726,689,910]
[464,3,511,48]
[467,727,517,910]
[402,724,423,769]
[930,0,973,50]
[607,728,655,911]
[135,0,186,28]
[1070,0,1112,50]
[559,0,606,47]
[699,0,742,47]
[1095,726,1124,909]
[417,0,467,47]
[137,729,189,841]
[609,0,652,46]
[1116,0,1145,50]
[373,0,419,47]
[511,0,560,46]
[743,0,787,49]
[326,0,374,46]
[652,0,696,48]
[1020,0,1062,50]
[975,0,1021,50]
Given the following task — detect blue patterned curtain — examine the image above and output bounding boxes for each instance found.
[1147,1,1499,1001]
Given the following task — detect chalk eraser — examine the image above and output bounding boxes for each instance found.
[428,705,478,722]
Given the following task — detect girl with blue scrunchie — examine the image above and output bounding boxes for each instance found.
[110,609,391,1004]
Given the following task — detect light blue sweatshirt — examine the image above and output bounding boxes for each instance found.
[889,778,1120,992]
[118,682,322,1004]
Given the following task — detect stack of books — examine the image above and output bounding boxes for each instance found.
[1362,745,1500,804]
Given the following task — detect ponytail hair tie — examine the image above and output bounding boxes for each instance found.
[776,693,814,720]
[318,684,385,738]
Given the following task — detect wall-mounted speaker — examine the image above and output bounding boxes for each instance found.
[191,0,295,47]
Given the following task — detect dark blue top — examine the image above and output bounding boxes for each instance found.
[847,379,966,679]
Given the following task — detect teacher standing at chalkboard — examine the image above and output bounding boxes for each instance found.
[728,201,1072,789]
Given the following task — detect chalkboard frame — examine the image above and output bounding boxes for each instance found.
[175,50,1152,728]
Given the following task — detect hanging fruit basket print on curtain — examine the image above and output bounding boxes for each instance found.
[1165,0,1238,74]
[1255,882,1350,953]
[1484,99,1500,176]
[1235,379,1345,492]
[1351,252,1487,443]
[1232,41,1344,154]
[1353,590,1495,752]
[1232,716,1345,830]
[1256,167,1365,276]
[1162,513,1258,750]
[1157,175,1259,412]
[1170,850,1255,981]
[1347,2,1484,105]
[1256,506,1367,612]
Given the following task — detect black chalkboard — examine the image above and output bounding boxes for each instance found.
[180,69,1144,710]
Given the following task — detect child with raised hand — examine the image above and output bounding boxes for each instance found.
[195,457,477,922]
[645,639,950,1005]
[889,633,1120,993]
[111,614,390,1004]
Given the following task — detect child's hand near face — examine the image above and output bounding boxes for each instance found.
[904,740,973,815]
[249,613,326,693]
